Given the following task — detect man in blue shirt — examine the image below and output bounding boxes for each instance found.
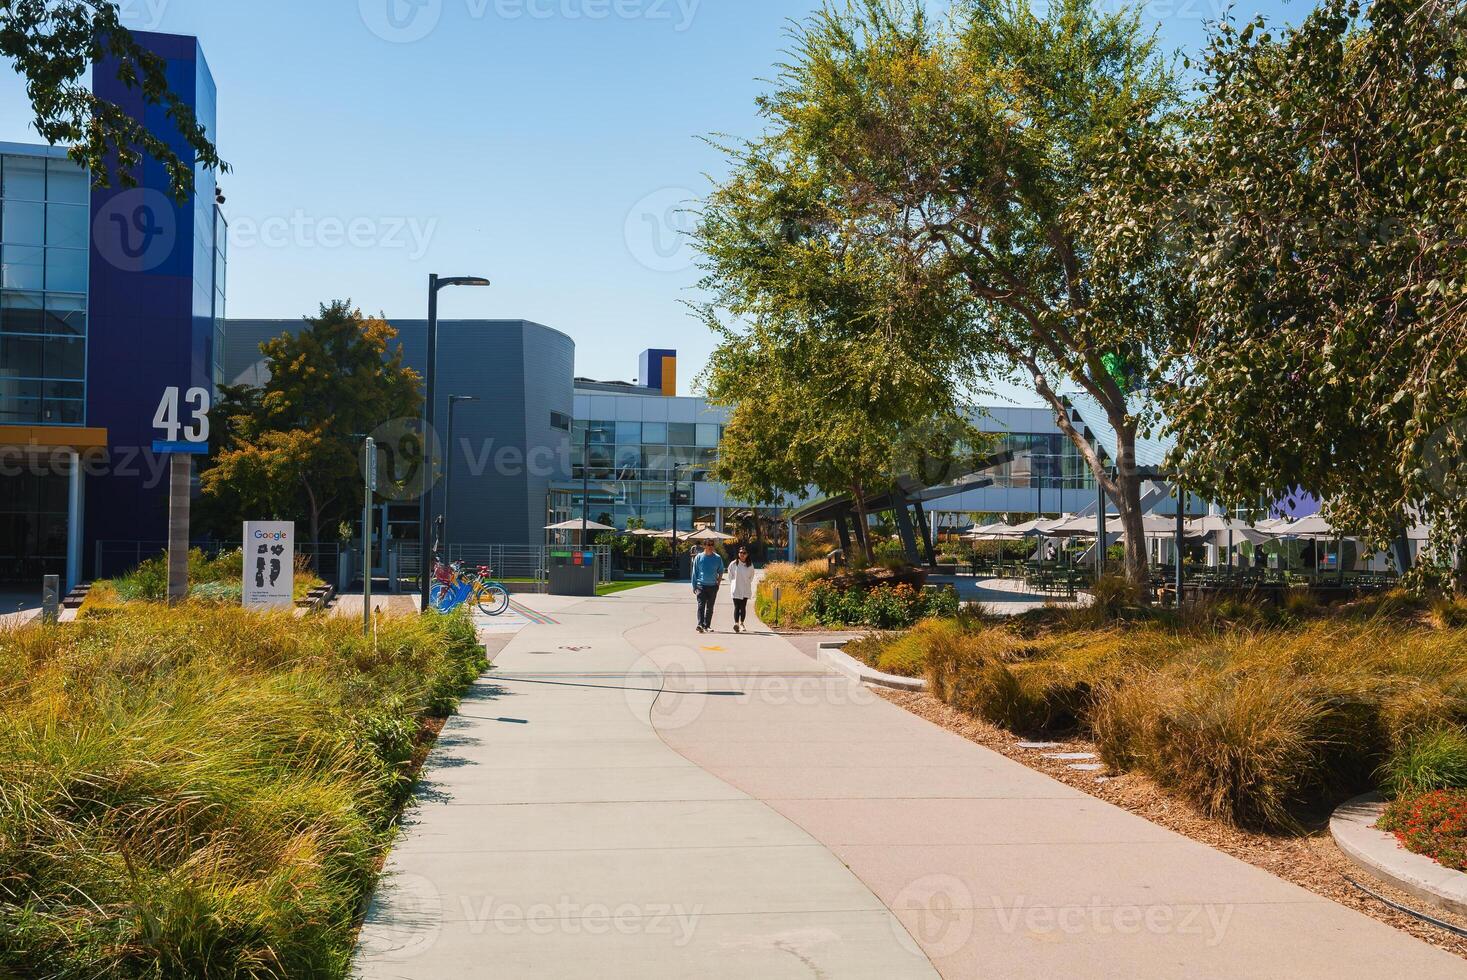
[690,539,726,633]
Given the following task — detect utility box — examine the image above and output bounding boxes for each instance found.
[548,550,597,597]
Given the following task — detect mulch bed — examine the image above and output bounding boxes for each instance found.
[877,688,1467,959]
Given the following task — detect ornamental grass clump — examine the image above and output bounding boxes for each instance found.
[0,603,486,978]
[1381,729,1467,796]
[902,610,1467,830]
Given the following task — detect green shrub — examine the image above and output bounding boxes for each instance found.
[105,548,322,607]
[0,604,487,978]
[1381,729,1467,796]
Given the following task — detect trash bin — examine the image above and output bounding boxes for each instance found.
[547,550,597,597]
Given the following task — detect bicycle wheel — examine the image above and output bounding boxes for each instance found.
[477,585,511,617]
[429,583,453,612]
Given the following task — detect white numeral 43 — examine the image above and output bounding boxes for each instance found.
[154,386,211,443]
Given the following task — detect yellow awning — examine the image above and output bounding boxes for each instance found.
[0,426,109,451]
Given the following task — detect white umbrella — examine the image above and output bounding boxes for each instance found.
[1115,514,1202,541]
[684,527,737,542]
[1047,514,1121,537]
[1187,516,1272,545]
[545,519,617,533]
[1279,514,1335,538]
[962,522,1024,540]
[1010,517,1068,537]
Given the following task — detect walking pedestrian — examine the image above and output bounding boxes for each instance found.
[728,545,755,632]
[691,539,725,633]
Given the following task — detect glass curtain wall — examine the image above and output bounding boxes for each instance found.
[0,153,89,425]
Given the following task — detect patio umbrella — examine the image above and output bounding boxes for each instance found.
[963,522,1024,540]
[1010,517,1068,537]
[1114,514,1202,541]
[684,527,737,542]
[1186,516,1272,545]
[545,519,617,533]
[1047,514,1120,537]
[1279,514,1335,538]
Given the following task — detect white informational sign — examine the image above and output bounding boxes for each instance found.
[243,521,295,610]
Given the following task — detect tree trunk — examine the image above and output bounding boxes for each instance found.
[850,482,873,564]
[1113,463,1149,593]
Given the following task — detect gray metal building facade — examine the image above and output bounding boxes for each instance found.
[223,318,574,550]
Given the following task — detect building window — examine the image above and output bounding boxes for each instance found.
[551,411,571,431]
[0,154,89,426]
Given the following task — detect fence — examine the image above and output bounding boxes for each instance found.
[92,540,612,591]
[448,543,614,585]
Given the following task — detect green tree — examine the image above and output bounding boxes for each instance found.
[201,302,422,547]
[697,0,1185,588]
[1,0,225,196]
[1141,0,1467,582]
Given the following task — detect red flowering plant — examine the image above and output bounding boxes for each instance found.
[1378,790,1467,871]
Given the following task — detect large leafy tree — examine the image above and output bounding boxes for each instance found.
[697,0,1185,588]
[698,135,987,562]
[1,0,225,196]
[201,302,421,547]
[1145,0,1467,580]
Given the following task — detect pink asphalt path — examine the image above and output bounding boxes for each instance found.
[622,584,1466,978]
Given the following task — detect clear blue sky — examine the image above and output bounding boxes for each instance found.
[0,0,1295,403]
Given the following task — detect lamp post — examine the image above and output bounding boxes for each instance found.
[442,394,479,555]
[581,426,607,548]
[420,274,490,612]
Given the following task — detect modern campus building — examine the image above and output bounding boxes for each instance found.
[220,337,1101,556]
[0,32,224,588]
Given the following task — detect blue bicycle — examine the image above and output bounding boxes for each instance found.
[430,559,511,616]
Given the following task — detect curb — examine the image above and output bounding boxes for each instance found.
[1330,792,1467,918]
[817,641,927,692]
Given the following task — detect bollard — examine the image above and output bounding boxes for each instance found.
[42,574,60,624]
[773,585,782,629]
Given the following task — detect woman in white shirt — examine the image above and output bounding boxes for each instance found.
[728,546,756,633]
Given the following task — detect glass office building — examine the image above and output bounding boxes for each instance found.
[555,357,1102,537]
[0,31,225,587]
[0,150,90,425]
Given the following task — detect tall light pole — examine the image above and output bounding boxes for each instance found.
[420,274,490,612]
[442,394,479,555]
[581,426,607,547]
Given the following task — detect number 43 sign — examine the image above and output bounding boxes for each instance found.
[152,386,211,455]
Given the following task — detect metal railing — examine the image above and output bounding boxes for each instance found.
[448,543,614,585]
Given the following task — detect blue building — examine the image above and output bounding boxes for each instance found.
[0,31,224,587]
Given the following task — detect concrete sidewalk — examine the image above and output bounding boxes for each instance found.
[355,584,1465,978]
[354,588,934,978]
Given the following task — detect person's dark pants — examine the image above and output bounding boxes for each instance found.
[733,597,748,626]
[696,585,719,629]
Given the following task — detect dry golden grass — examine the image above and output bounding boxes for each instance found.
[897,609,1467,830]
[0,603,486,978]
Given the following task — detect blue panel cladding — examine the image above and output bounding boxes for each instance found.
[85,33,218,565]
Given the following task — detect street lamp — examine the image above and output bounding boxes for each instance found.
[420,273,491,612]
[442,394,480,554]
[581,426,608,546]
